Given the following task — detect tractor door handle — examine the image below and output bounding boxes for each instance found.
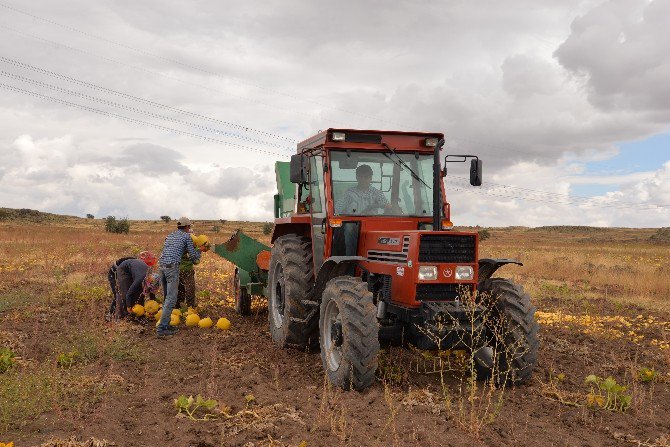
[320,220,326,234]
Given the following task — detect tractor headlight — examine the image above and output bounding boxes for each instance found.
[332,132,346,141]
[455,266,474,280]
[418,266,438,280]
[425,137,438,147]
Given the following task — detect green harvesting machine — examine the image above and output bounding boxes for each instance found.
[213,161,291,314]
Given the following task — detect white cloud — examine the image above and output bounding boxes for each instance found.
[555,0,670,116]
[0,0,668,225]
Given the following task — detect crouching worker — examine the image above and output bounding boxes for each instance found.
[107,256,135,319]
[115,251,157,319]
[156,217,209,336]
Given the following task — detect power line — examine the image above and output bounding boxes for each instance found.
[0,4,542,158]
[445,180,667,211]
[4,56,296,144]
[0,1,428,130]
[0,69,294,152]
[0,23,349,129]
[0,82,285,157]
[448,175,670,209]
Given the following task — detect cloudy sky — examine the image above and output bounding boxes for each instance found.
[0,0,668,226]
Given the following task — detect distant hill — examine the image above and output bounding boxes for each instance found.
[527,225,611,233]
[650,227,670,244]
[0,207,74,223]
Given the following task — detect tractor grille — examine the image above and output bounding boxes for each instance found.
[367,251,407,264]
[416,283,474,301]
[367,235,411,264]
[418,234,476,263]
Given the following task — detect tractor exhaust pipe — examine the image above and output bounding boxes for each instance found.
[433,138,445,231]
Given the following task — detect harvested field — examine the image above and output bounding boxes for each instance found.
[1,218,669,446]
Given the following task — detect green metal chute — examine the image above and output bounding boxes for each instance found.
[214,230,271,297]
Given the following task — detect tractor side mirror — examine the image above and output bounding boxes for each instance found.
[290,154,307,183]
[470,159,482,186]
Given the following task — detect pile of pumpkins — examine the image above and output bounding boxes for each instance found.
[130,300,231,331]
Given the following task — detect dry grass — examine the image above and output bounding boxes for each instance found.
[476,227,670,311]
[1,217,669,445]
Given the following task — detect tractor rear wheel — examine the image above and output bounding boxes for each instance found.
[319,276,379,391]
[267,234,319,350]
[474,278,539,386]
[234,268,252,316]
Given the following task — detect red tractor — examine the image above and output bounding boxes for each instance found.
[223,128,539,391]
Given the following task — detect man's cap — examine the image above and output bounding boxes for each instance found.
[177,216,192,226]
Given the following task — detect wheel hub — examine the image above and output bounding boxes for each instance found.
[271,265,285,328]
[330,322,343,347]
[322,299,343,371]
[275,278,285,314]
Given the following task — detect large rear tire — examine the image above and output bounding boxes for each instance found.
[319,276,379,391]
[234,268,252,316]
[267,234,319,350]
[475,278,539,386]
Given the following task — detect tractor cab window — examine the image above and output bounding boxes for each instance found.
[307,156,324,213]
[331,150,434,217]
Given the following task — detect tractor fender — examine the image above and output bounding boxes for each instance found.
[313,256,367,302]
[478,258,523,281]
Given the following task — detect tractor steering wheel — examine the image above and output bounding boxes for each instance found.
[360,204,385,215]
[361,203,404,215]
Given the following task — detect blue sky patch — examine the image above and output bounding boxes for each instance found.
[585,132,670,175]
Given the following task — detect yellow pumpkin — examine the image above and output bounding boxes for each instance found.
[185,314,201,327]
[198,317,213,328]
[216,317,231,330]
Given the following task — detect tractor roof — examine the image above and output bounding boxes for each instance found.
[297,128,444,153]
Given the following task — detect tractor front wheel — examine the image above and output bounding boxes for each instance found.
[267,234,319,350]
[319,276,379,391]
[234,268,252,316]
[474,278,539,386]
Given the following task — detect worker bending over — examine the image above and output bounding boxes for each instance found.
[115,251,157,319]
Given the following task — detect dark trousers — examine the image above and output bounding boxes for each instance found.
[116,269,133,318]
[108,267,118,314]
[176,269,196,308]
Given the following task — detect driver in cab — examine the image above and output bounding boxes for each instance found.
[335,164,392,215]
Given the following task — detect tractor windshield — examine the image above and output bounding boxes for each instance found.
[331,150,434,217]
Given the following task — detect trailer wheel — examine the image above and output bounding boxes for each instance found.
[233,268,252,316]
[320,276,379,391]
[267,234,319,350]
[474,278,539,386]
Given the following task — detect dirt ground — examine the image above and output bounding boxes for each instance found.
[1,216,669,446]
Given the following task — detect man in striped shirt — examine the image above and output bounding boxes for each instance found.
[335,164,390,215]
[156,217,205,336]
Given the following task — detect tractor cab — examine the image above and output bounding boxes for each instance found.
[272,129,483,309]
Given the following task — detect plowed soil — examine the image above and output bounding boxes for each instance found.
[1,219,669,446]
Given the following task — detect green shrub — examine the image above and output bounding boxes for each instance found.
[478,229,491,241]
[160,215,171,223]
[104,216,130,234]
[262,222,273,235]
[0,347,16,373]
[86,213,94,219]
